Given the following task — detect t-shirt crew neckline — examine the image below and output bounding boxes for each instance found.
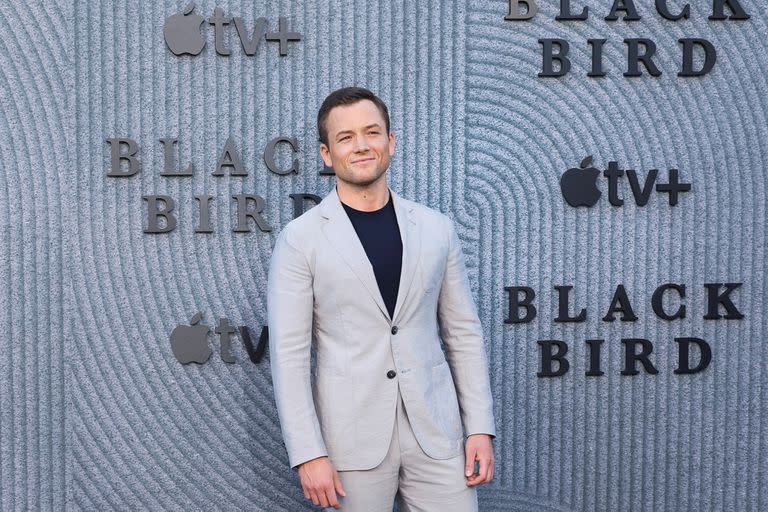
[338,190,393,214]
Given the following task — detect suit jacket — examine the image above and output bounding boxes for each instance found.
[267,185,496,471]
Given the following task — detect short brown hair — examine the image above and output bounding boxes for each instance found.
[317,87,391,146]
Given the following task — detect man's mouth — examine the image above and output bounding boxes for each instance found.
[352,158,374,164]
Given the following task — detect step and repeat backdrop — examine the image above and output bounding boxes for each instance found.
[0,0,766,510]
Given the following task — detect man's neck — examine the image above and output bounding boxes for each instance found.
[336,179,390,212]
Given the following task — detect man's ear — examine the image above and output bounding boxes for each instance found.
[388,131,396,156]
[319,142,333,168]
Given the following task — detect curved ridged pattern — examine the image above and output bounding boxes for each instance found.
[0,0,764,510]
[465,1,767,511]
[67,0,472,510]
[0,1,69,510]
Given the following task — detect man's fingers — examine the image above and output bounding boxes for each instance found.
[309,478,335,508]
[333,471,346,497]
[483,457,494,481]
[469,461,488,485]
[318,490,330,509]
[475,457,489,482]
[323,487,340,509]
[466,452,495,486]
[298,458,344,507]
[308,489,320,506]
[466,474,481,486]
[465,447,477,477]
[480,457,494,484]
[310,480,334,508]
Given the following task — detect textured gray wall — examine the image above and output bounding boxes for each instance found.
[0,0,765,510]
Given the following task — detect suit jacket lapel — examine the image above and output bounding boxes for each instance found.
[320,187,391,321]
[318,186,420,325]
[391,189,419,325]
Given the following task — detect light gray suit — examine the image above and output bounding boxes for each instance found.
[267,186,496,472]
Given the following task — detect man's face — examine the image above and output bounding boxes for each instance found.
[319,99,395,188]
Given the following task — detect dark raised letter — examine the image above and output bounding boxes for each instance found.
[213,137,248,176]
[208,7,231,56]
[603,284,638,321]
[674,337,712,374]
[289,193,321,219]
[621,338,659,375]
[539,39,571,77]
[555,285,586,322]
[626,169,658,206]
[605,0,641,21]
[538,340,569,377]
[234,16,267,55]
[652,283,686,320]
[160,138,193,176]
[143,195,176,233]
[195,194,213,233]
[233,194,272,232]
[556,0,588,20]
[505,286,537,323]
[679,38,716,77]
[604,161,625,206]
[106,138,139,177]
[624,39,662,77]
[588,39,607,77]
[505,0,537,20]
[264,136,299,175]
[586,339,605,376]
[656,0,690,20]
[709,0,750,20]
[703,283,744,319]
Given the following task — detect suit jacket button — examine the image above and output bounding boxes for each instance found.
[386,370,397,379]
[391,326,398,335]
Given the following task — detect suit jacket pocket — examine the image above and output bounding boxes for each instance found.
[430,361,463,439]
[419,260,442,295]
[317,374,356,450]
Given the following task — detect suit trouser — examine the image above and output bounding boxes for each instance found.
[329,383,478,512]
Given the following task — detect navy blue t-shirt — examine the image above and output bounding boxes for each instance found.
[341,191,403,319]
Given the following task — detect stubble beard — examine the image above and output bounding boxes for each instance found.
[337,161,389,189]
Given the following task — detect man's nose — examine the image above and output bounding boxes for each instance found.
[353,136,369,152]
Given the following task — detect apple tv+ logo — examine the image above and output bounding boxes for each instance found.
[170,312,268,365]
[560,156,691,207]
[164,3,302,57]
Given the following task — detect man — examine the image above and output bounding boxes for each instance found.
[268,87,496,511]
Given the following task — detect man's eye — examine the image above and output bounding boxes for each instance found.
[339,136,350,141]
[368,131,379,135]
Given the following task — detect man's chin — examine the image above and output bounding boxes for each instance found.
[338,171,388,188]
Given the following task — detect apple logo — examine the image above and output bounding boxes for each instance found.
[560,155,602,207]
[170,312,212,364]
[164,3,206,56]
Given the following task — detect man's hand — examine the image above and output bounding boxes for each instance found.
[297,456,346,509]
[464,434,495,486]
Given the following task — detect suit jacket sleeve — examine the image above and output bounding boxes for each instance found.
[267,225,328,469]
[437,217,497,439]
